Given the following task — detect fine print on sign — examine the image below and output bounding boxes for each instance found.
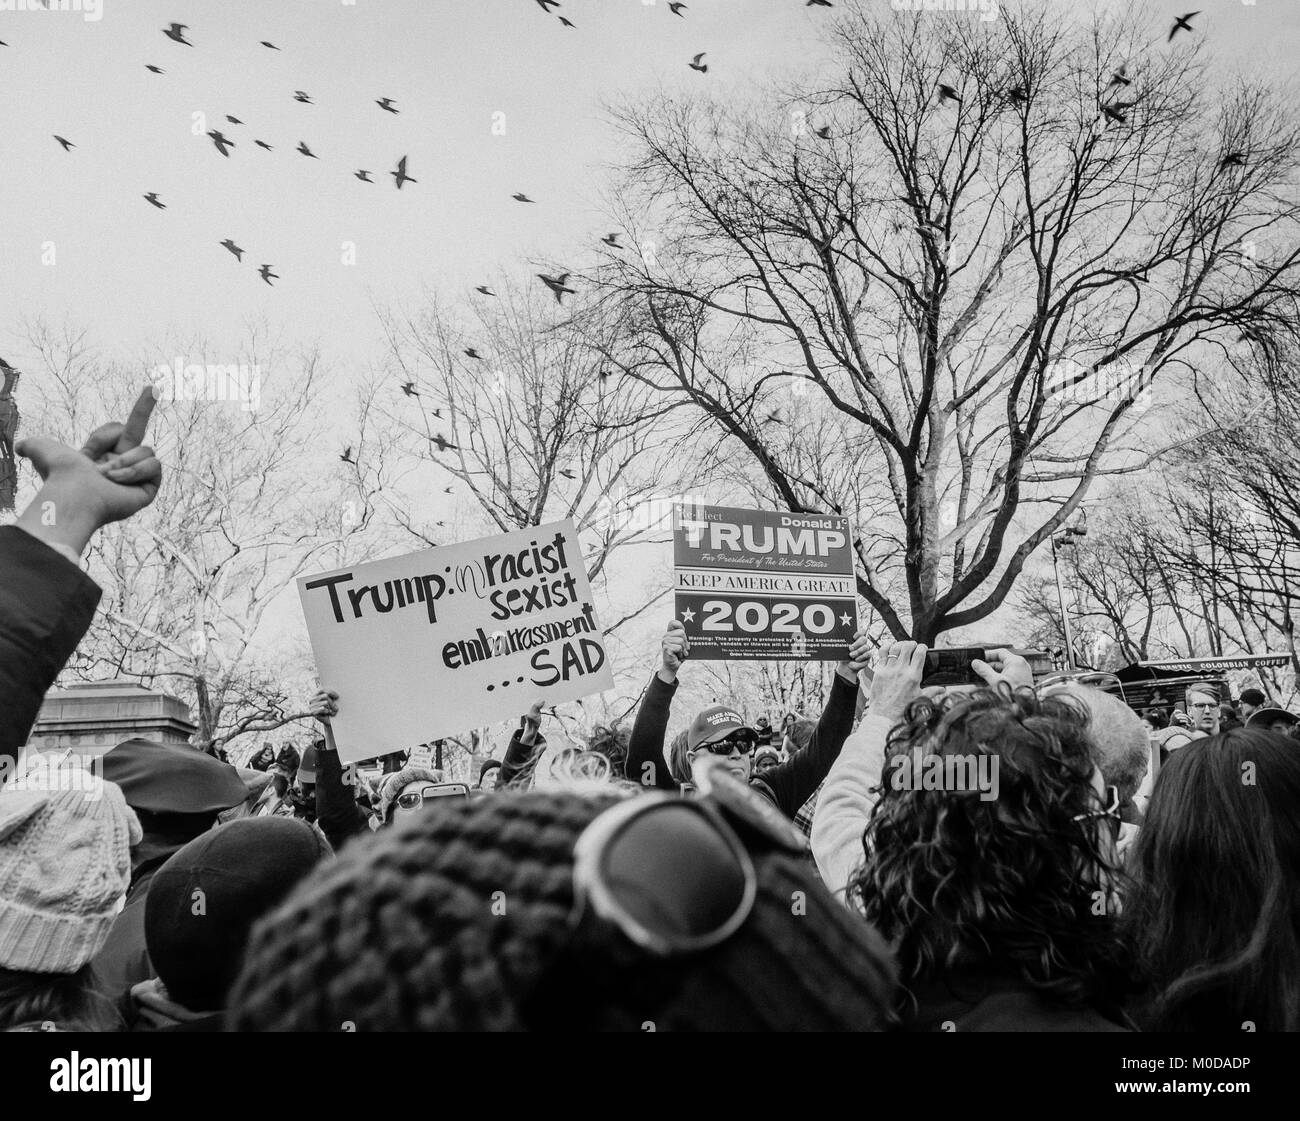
[672,503,858,661]
[297,519,614,763]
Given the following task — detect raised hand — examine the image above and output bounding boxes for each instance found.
[15,387,162,556]
[659,618,690,683]
[310,689,340,724]
[867,640,928,722]
[837,625,875,684]
[971,648,1035,692]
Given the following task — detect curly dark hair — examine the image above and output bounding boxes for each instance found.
[1123,729,1300,1031]
[848,687,1133,1016]
[585,724,630,780]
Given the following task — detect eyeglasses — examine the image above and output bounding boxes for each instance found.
[570,758,805,956]
[1073,784,1121,836]
[394,783,469,812]
[701,731,757,756]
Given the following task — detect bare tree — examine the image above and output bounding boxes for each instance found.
[602,6,1300,642]
[17,319,393,754]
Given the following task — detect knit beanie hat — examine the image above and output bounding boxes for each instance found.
[145,817,332,1012]
[227,790,897,1031]
[0,772,141,974]
[376,765,445,824]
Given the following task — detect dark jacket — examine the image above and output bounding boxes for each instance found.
[627,670,860,819]
[498,728,547,789]
[0,526,101,779]
[313,745,371,850]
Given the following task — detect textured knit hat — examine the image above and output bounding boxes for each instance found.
[145,817,331,1011]
[102,738,249,816]
[227,790,897,1031]
[375,765,445,823]
[0,770,141,974]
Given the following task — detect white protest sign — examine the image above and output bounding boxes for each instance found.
[297,520,614,763]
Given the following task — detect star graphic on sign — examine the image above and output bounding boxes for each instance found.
[681,608,696,622]
[839,612,853,626]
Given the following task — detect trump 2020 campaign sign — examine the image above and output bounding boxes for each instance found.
[672,504,858,660]
[297,520,614,762]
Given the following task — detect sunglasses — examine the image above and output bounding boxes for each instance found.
[700,731,757,756]
[393,783,469,812]
[570,759,805,956]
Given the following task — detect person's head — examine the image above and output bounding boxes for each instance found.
[1125,729,1300,1031]
[1185,684,1221,735]
[685,706,757,783]
[477,759,502,792]
[1238,688,1266,719]
[227,782,897,1031]
[586,724,630,781]
[781,717,816,757]
[1141,708,1168,732]
[376,765,447,827]
[850,688,1130,1011]
[1045,683,1151,817]
[781,713,797,735]
[755,715,772,730]
[144,817,331,1013]
[0,768,141,1030]
[268,766,292,800]
[1245,707,1300,735]
[753,746,782,774]
[256,744,275,763]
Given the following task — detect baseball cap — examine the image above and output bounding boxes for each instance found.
[687,706,753,751]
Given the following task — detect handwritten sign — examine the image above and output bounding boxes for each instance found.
[673,504,857,660]
[298,520,613,762]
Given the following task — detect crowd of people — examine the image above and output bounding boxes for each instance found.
[1,392,1297,1033]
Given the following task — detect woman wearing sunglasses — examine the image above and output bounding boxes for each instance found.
[625,619,874,822]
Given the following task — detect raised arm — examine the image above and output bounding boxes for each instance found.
[626,620,688,790]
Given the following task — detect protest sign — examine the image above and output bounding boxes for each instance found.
[297,520,613,763]
[673,504,858,660]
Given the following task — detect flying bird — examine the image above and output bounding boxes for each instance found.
[807,0,833,6]
[145,64,164,74]
[814,125,831,139]
[391,155,416,189]
[225,115,243,125]
[143,192,165,209]
[355,169,373,182]
[535,0,560,10]
[464,348,482,360]
[601,233,622,248]
[400,382,419,397]
[537,272,576,303]
[207,129,235,156]
[220,239,244,262]
[1168,11,1199,41]
[431,408,442,419]
[376,97,399,114]
[475,285,496,296]
[512,192,535,203]
[260,40,279,50]
[432,434,458,452]
[259,264,279,285]
[254,139,273,150]
[1101,100,1135,125]
[297,141,318,158]
[937,84,961,105]
[53,135,75,151]
[340,446,354,464]
[559,16,575,26]
[669,2,687,15]
[163,23,192,46]
[293,90,313,104]
[443,486,453,493]
[689,53,708,73]
[1107,65,1131,89]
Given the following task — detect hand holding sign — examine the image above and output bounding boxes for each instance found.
[836,625,874,685]
[660,619,690,684]
[15,386,162,556]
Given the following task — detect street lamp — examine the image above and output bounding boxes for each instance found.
[1051,523,1087,672]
